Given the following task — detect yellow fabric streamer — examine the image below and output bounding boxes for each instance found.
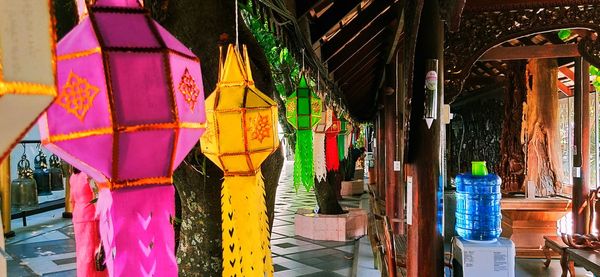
[221,172,273,277]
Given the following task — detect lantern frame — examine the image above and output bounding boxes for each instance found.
[39,1,206,189]
[201,45,279,176]
[286,74,321,131]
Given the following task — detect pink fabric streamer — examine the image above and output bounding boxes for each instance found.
[96,185,177,277]
[70,172,107,277]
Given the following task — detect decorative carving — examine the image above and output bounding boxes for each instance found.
[445,5,600,97]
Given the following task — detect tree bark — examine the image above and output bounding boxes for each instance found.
[523,59,563,196]
[314,177,344,215]
[499,61,527,193]
[144,1,284,275]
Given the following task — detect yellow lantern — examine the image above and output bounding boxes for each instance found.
[201,44,279,277]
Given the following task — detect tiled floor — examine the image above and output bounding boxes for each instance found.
[6,161,363,276]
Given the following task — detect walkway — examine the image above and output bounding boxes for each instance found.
[6,161,367,276]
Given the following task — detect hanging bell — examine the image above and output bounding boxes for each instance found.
[48,154,64,191]
[11,154,39,213]
[33,149,52,196]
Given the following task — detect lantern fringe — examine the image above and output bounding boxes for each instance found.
[96,185,177,277]
[222,171,274,277]
[293,130,315,191]
[337,135,345,162]
[326,133,339,171]
[313,133,327,182]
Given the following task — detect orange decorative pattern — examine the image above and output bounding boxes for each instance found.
[178,68,201,112]
[56,71,99,121]
[249,113,271,143]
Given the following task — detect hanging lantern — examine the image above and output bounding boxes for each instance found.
[326,112,341,171]
[285,73,321,191]
[313,106,332,182]
[11,148,38,213]
[33,148,52,196]
[201,44,278,277]
[49,154,64,191]
[38,1,206,275]
[337,117,349,162]
[0,1,57,161]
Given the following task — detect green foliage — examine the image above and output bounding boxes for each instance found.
[240,3,300,98]
[591,65,600,90]
[558,29,572,41]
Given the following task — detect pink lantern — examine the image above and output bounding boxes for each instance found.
[39,0,206,276]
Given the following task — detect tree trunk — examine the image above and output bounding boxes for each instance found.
[314,177,345,214]
[499,61,527,193]
[523,59,563,196]
[143,1,284,275]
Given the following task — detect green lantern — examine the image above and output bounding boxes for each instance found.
[337,117,349,161]
[286,73,322,191]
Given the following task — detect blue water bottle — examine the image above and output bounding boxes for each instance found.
[455,161,502,241]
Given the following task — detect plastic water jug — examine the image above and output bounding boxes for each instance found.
[455,161,502,241]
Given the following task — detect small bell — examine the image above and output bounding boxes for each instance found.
[33,147,52,196]
[48,154,64,191]
[11,149,39,213]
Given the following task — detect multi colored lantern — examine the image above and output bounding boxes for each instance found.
[201,44,278,277]
[39,1,206,275]
[325,112,341,171]
[313,107,332,182]
[0,1,57,161]
[285,74,321,191]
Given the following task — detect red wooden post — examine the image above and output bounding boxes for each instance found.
[377,110,387,200]
[573,57,591,234]
[385,93,399,233]
[406,0,444,275]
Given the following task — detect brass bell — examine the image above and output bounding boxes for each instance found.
[33,146,52,196]
[49,154,64,191]
[11,147,39,213]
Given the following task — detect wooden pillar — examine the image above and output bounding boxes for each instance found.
[62,163,73,218]
[406,0,444,275]
[0,159,11,237]
[524,59,562,196]
[377,111,386,200]
[385,93,398,232]
[573,57,591,234]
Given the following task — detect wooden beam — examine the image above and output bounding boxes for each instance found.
[465,0,599,12]
[321,0,393,58]
[479,44,579,61]
[559,66,575,81]
[309,0,361,43]
[557,80,573,97]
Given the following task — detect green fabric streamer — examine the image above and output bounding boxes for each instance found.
[337,135,345,162]
[293,130,315,191]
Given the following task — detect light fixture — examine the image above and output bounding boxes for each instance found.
[424,59,439,129]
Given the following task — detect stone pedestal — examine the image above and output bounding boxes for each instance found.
[501,197,571,257]
[295,208,367,241]
[341,180,364,196]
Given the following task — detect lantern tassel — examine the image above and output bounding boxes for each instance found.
[293,130,315,191]
[337,135,345,162]
[97,185,177,277]
[326,133,340,171]
[313,132,327,182]
[222,171,273,277]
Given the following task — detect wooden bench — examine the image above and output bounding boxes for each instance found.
[567,248,600,276]
[543,236,575,277]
